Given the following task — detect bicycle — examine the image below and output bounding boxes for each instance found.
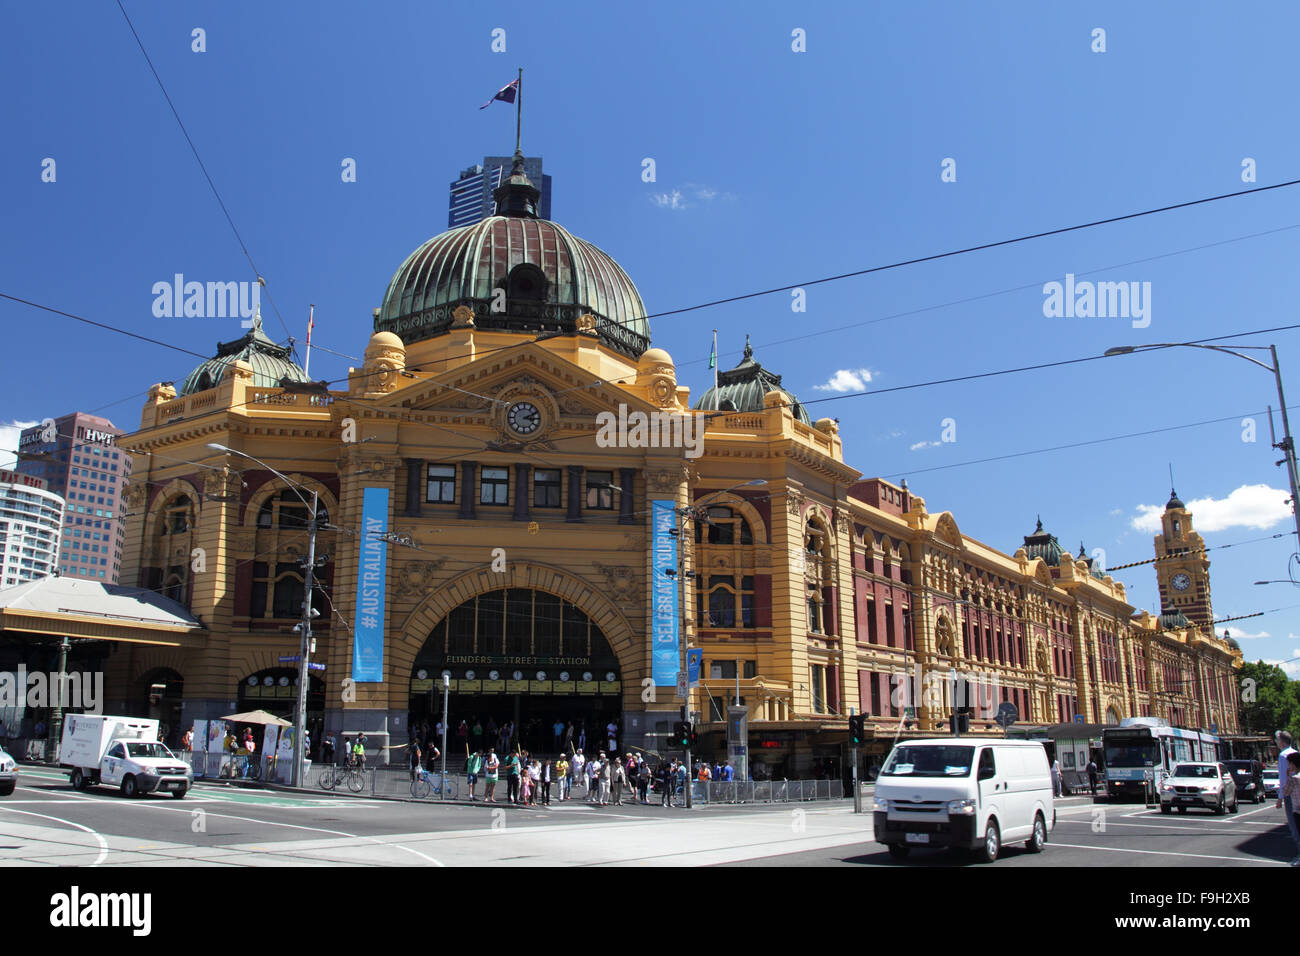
[318,760,366,793]
[410,767,458,800]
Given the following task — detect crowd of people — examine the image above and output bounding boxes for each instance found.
[406,715,621,761]
[452,748,738,807]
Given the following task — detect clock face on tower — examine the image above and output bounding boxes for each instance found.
[1171,572,1192,592]
[506,401,541,435]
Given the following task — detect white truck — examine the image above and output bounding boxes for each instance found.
[60,715,193,799]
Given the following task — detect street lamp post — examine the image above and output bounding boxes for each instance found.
[440,671,450,800]
[209,443,318,789]
[1104,342,1300,552]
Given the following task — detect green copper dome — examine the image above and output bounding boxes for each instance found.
[1022,517,1066,566]
[178,313,308,396]
[693,337,812,424]
[376,153,649,359]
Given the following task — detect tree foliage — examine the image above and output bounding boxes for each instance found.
[1237,660,1300,739]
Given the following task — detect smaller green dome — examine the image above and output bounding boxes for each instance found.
[1022,516,1065,566]
[179,313,308,396]
[693,337,811,424]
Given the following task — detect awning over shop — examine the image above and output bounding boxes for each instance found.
[0,577,206,648]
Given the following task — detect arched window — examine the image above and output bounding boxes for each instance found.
[693,506,753,546]
[807,584,823,634]
[258,489,327,529]
[149,493,196,608]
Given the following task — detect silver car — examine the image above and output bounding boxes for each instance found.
[1160,761,1237,815]
[1263,769,1280,799]
[0,747,17,797]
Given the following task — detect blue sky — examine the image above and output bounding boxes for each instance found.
[4,1,1300,673]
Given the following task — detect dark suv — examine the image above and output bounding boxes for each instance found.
[1225,760,1266,804]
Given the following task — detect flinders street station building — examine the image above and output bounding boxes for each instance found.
[90,153,1240,774]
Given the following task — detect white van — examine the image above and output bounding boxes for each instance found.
[873,738,1055,863]
[60,714,192,799]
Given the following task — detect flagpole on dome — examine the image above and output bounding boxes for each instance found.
[711,329,719,410]
[304,304,315,378]
[515,67,523,155]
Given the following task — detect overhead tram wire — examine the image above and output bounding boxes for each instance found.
[876,402,1300,480]
[113,0,298,353]
[639,177,1300,322]
[11,169,1300,401]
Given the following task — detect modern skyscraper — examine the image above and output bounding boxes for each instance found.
[14,413,131,583]
[448,155,552,228]
[0,469,63,588]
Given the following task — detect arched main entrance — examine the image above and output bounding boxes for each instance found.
[409,588,623,756]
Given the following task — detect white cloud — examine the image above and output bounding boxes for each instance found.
[1223,625,1271,641]
[1265,657,1300,679]
[0,420,39,469]
[910,440,941,452]
[814,368,873,393]
[1109,508,1124,517]
[1130,484,1290,534]
[651,189,686,210]
[649,184,731,211]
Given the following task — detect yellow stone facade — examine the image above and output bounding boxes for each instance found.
[112,323,1241,773]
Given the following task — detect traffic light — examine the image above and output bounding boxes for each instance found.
[848,714,865,746]
[686,726,699,748]
[673,721,691,748]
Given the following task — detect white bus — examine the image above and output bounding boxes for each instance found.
[1102,716,1223,800]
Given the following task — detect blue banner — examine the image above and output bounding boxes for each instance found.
[352,486,389,682]
[687,647,702,687]
[651,499,680,686]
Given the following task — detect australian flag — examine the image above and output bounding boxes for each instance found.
[480,79,519,110]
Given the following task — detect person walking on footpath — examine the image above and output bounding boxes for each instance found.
[597,752,613,806]
[611,756,628,805]
[540,759,553,805]
[1086,758,1099,796]
[555,754,569,801]
[484,749,500,802]
[659,760,675,807]
[569,750,583,800]
[637,757,651,803]
[408,737,422,782]
[505,750,521,804]
[586,753,600,802]
[1051,757,1062,797]
[1278,731,1298,861]
[1281,751,1300,865]
[466,749,483,800]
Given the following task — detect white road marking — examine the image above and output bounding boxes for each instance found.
[1049,841,1285,864]
[0,807,109,865]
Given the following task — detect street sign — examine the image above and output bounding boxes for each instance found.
[1074,714,1085,723]
[686,648,702,687]
[995,702,1018,728]
[675,674,687,700]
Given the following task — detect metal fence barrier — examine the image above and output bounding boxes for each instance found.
[181,751,308,785]
[687,779,844,804]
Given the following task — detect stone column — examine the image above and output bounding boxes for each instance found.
[565,466,583,523]
[618,468,636,525]
[403,458,423,518]
[513,463,531,522]
[458,461,477,520]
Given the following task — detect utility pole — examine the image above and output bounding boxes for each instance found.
[292,490,319,789]
[49,636,70,761]
[1270,345,1300,551]
[850,706,861,814]
[440,672,450,799]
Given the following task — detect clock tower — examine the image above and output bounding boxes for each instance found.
[1154,488,1214,628]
